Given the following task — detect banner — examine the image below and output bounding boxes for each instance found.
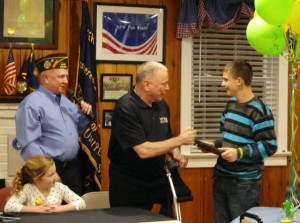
[3,49,17,95]
[21,49,38,92]
[28,51,38,92]
[75,1,101,192]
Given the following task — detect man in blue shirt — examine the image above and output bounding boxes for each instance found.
[14,53,93,196]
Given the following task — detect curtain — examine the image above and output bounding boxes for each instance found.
[176,0,254,38]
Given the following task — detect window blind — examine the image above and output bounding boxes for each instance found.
[181,15,287,155]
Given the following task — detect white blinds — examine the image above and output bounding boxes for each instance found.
[181,15,287,154]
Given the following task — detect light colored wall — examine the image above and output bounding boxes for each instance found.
[0,103,24,186]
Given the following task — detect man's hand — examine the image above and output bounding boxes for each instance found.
[173,152,188,168]
[80,101,92,115]
[180,127,197,145]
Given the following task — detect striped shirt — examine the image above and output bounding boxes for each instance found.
[214,96,277,180]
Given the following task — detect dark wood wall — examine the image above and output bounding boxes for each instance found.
[0,0,298,222]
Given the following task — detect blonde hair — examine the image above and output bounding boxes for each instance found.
[11,155,54,196]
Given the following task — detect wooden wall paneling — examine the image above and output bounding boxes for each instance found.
[97,63,116,190]
[42,0,70,62]
[116,64,129,73]
[97,65,117,191]
[18,49,28,68]
[57,0,70,53]
[137,0,162,5]
[116,64,137,79]
[261,166,288,207]
[0,50,5,94]
[1,50,9,94]
[162,0,181,136]
[202,168,214,223]
[292,67,300,173]
[287,64,300,174]
[99,127,111,190]
[68,0,82,91]
[93,0,117,4]
[118,0,138,4]
[179,168,206,223]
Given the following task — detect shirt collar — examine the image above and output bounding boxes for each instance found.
[131,88,158,109]
[38,86,61,105]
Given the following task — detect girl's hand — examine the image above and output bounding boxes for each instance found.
[33,204,55,213]
[47,204,76,213]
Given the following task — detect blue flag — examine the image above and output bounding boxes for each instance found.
[22,50,38,92]
[27,51,38,92]
[75,1,101,191]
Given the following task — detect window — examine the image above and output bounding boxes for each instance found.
[180,16,288,167]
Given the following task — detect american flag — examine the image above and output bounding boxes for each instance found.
[3,49,17,95]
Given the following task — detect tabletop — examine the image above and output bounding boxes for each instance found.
[0,207,175,223]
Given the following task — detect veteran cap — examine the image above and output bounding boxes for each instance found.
[35,53,68,73]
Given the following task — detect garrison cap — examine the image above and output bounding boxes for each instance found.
[35,53,68,73]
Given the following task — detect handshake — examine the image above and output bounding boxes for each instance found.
[179,128,222,155]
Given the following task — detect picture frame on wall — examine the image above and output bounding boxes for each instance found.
[94,3,166,63]
[102,109,113,129]
[100,73,133,102]
[0,0,59,49]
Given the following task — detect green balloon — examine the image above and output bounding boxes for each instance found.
[255,0,293,25]
[246,16,286,56]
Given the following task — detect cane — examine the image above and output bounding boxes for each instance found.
[164,158,181,222]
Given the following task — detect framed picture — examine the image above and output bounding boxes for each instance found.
[94,3,166,63]
[100,74,133,102]
[102,110,113,129]
[0,0,59,49]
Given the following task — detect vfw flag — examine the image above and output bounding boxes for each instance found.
[76,1,101,192]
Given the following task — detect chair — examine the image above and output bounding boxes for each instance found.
[0,187,11,212]
[81,191,110,209]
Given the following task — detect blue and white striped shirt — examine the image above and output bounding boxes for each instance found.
[214,96,277,180]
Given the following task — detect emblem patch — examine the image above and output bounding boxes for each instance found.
[160,117,168,123]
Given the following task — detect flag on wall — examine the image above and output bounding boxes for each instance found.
[20,49,38,92]
[3,49,17,95]
[26,50,38,92]
[75,1,101,192]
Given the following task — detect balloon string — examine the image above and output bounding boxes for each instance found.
[285,28,300,218]
[272,26,280,52]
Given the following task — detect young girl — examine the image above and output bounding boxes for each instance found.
[4,155,86,213]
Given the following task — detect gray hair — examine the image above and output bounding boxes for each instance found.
[136,61,168,84]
